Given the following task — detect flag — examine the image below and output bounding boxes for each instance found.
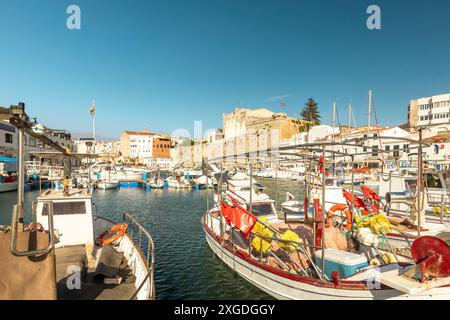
[280,102,286,107]
[90,99,95,117]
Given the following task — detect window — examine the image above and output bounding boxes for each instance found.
[425,173,443,189]
[403,144,409,153]
[372,146,378,157]
[250,203,275,217]
[5,133,13,143]
[42,201,87,216]
[385,145,390,152]
[393,145,400,158]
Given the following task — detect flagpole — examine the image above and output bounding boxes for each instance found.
[91,98,96,154]
[93,114,96,141]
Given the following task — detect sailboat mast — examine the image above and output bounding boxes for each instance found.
[368,89,372,131]
[332,100,336,143]
[348,101,352,129]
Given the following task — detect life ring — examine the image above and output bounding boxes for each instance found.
[96,223,128,247]
[327,204,353,231]
[27,222,45,232]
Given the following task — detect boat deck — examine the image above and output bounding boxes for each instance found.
[56,245,137,300]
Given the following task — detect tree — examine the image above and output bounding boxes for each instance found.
[300,98,321,125]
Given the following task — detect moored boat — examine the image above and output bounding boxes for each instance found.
[202,138,450,300]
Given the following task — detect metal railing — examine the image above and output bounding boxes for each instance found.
[10,201,55,257]
[122,212,155,300]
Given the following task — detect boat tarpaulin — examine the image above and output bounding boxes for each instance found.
[221,201,257,238]
[0,157,16,162]
[342,189,368,211]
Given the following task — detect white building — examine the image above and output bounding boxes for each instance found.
[0,120,17,159]
[409,93,450,130]
[1,120,75,161]
[119,129,172,168]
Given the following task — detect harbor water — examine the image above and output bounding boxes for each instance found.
[0,178,303,300]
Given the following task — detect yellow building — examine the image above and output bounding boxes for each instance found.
[221,107,309,160]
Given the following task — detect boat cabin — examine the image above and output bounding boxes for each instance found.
[36,188,94,248]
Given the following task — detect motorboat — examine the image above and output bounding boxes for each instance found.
[0,175,18,193]
[166,175,190,189]
[97,180,119,190]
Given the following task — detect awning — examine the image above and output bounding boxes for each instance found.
[0,157,16,162]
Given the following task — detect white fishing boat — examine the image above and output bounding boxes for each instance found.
[203,139,450,300]
[97,180,119,190]
[0,103,155,300]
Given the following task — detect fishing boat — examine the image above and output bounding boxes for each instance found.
[202,139,450,300]
[0,102,155,300]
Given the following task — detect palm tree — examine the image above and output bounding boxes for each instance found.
[300,98,321,125]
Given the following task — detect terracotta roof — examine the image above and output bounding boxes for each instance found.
[423,132,450,142]
[124,130,163,136]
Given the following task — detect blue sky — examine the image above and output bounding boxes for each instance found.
[1,0,449,139]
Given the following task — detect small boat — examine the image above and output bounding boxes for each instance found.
[97,180,119,190]
[149,179,165,189]
[0,180,18,193]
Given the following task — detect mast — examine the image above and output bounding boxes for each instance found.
[367,90,373,168]
[332,100,336,143]
[348,101,352,129]
[368,89,372,132]
[332,100,336,169]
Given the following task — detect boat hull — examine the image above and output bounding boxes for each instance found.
[97,181,119,190]
[0,182,18,193]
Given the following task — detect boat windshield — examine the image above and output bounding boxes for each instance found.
[405,178,418,194]
[425,173,444,189]
[251,203,275,217]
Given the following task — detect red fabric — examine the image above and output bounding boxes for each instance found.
[318,156,329,177]
[342,189,368,211]
[221,202,233,225]
[361,186,380,213]
[353,166,369,173]
[221,201,257,239]
[361,186,379,200]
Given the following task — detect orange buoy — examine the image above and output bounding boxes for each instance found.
[96,223,128,247]
[327,204,353,231]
